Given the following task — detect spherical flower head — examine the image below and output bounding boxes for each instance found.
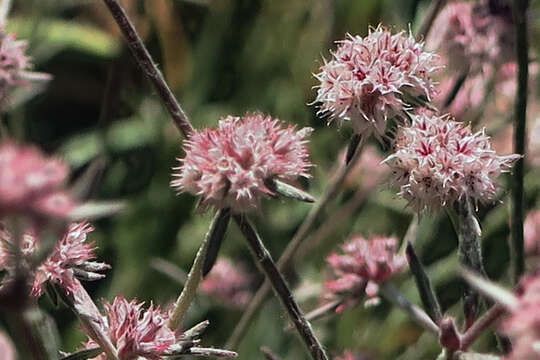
[427,1,513,74]
[0,141,75,219]
[171,113,313,212]
[313,26,439,140]
[86,296,176,360]
[31,222,109,296]
[200,258,253,308]
[525,210,540,257]
[501,275,540,359]
[384,113,520,212]
[325,235,405,308]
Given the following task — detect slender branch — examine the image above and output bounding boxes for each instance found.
[285,299,343,331]
[510,0,529,284]
[184,347,238,357]
[226,137,365,349]
[234,215,329,360]
[460,304,506,350]
[416,0,448,40]
[101,0,194,138]
[261,346,283,360]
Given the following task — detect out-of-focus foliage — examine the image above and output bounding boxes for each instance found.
[2,0,540,359]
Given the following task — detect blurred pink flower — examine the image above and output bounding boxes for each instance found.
[343,145,390,192]
[501,275,540,359]
[427,1,513,75]
[525,210,540,256]
[86,296,176,360]
[171,113,312,212]
[325,235,405,309]
[200,258,253,309]
[0,141,76,219]
[384,113,520,212]
[313,26,439,140]
[0,222,108,297]
[0,331,16,360]
[335,351,371,360]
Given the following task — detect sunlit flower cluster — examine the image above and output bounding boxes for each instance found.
[501,275,540,360]
[171,113,312,212]
[384,113,520,212]
[86,296,176,360]
[200,258,253,308]
[0,222,108,297]
[314,26,439,139]
[427,1,514,74]
[325,235,405,308]
[0,141,75,219]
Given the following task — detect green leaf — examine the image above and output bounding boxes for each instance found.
[69,201,126,221]
[60,348,103,360]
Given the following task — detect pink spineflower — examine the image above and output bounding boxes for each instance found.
[0,222,108,297]
[384,113,520,212]
[85,296,176,360]
[0,331,16,360]
[200,258,253,308]
[313,26,439,139]
[427,1,513,74]
[325,235,405,310]
[525,210,540,256]
[171,113,312,212]
[501,275,540,359]
[0,141,76,219]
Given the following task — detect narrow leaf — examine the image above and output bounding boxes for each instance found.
[459,269,518,310]
[202,208,231,276]
[406,241,443,325]
[69,201,125,221]
[455,352,500,360]
[60,348,103,360]
[267,179,315,203]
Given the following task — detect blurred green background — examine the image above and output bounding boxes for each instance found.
[4,0,540,359]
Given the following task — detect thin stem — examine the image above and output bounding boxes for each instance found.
[460,304,506,350]
[226,137,366,349]
[510,0,529,284]
[443,72,468,109]
[234,215,329,360]
[380,283,439,335]
[285,299,343,331]
[101,0,194,138]
[416,0,447,40]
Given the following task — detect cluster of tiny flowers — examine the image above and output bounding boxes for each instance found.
[384,113,520,212]
[325,235,405,310]
[428,0,513,74]
[0,222,108,296]
[525,210,540,256]
[171,113,312,212]
[313,26,439,139]
[501,275,540,359]
[200,258,253,308]
[0,29,31,101]
[0,141,75,219]
[86,296,176,360]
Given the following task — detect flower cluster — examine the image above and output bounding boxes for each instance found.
[427,0,514,74]
[313,26,439,139]
[501,275,540,359]
[86,296,176,360]
[325,235,405,308]
[0,222,108,297]
[0,141,75,219]
[384,113,520,212]
[171,113,312,212]
[0,29,31,102]
[200,258,253,308]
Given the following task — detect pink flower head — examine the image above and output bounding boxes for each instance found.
[501,275,540,359]
[31,222,109,296]
[384,113,520,212]
[525,210,540,256]
[0,222,108,297]
[200,258,253,308]
[0,29,31,95]
[313,26,439,140]
[0,141,76,219]
[86,296,176,360]
[325,235,405,307]
[171,113,312,212]
[427,1,513,74]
